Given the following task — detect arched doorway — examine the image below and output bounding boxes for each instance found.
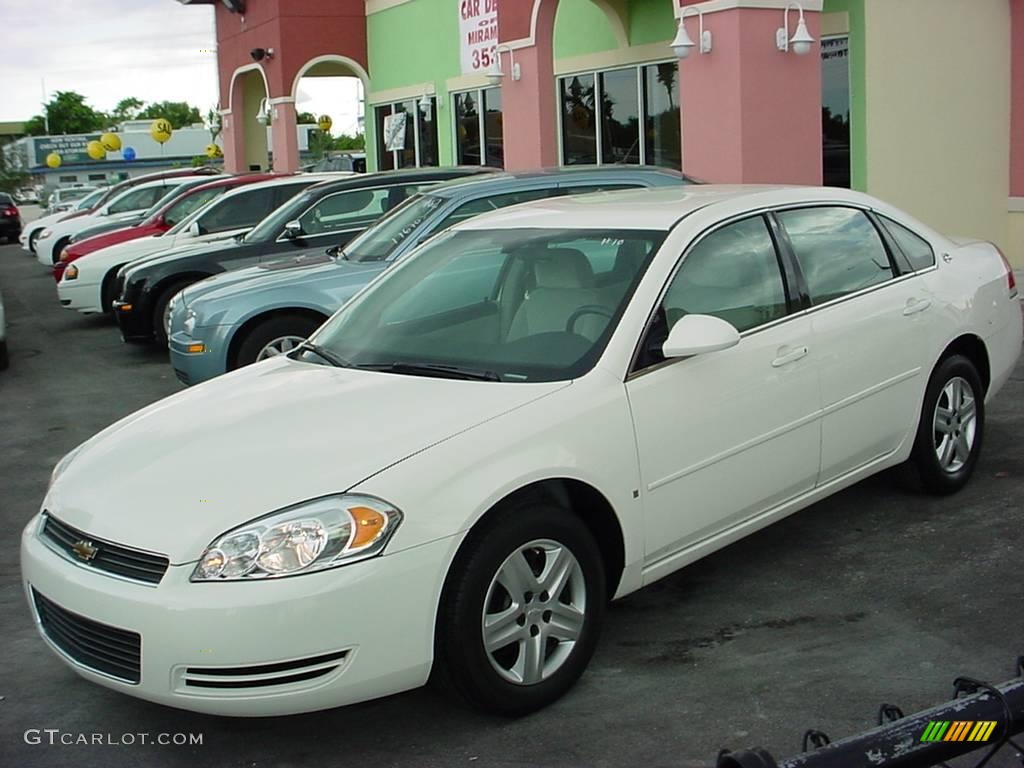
[291,55,370,171]
[225,65,270,172]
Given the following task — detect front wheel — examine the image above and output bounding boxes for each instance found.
[152,280,195,347]
[909,354,985,495]
[234,314,323,370]
[433,502,606,716]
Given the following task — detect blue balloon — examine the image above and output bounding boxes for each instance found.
[123,147,136,161]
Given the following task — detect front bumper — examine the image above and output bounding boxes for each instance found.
[35,236,55,266]
[57,278,104,314]
[169,326,233,386]
[113,297,153,342]
[21,516,453,716]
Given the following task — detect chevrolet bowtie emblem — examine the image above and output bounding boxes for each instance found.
[71,540,99,561]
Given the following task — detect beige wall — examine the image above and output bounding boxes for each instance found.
[864,0,1012,258]
[1010,212,1024,267]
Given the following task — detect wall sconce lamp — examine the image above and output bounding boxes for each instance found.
[418,92,433,121]
[776,2,815,55]
[671,6,712,59]
[255,97,273,126]
[487,46,521,85]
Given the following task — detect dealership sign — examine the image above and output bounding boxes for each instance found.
[459,0,498,75]
[34,135,105,165]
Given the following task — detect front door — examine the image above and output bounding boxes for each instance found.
[625,215,821,569]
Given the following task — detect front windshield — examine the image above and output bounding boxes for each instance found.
[243,186,313,243]
[344,194,445,262]
[161,186,227,228]
[76,189,106,210]
[140,183,191,220]
[310,227,666,382]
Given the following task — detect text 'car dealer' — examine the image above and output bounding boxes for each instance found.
[21,186,1022,717]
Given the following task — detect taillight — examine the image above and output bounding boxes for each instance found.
[3,206,17,217]
[995,245,1017,297]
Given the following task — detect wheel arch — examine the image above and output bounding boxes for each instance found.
[227,307,330,370]
[454,478,626,601]
[101,263,128,312]
[937,334,990,395]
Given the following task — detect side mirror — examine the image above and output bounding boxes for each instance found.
[283,220,303,239]
[662,314,740,358]
[187,221,203,237]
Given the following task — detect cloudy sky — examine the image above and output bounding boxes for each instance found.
[4,0,363,135]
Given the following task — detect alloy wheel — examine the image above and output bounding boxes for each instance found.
[256,335,306,360]
[932,375,977,474]
[481,538,586,686]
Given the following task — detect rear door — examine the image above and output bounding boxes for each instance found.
[775,206,936,483]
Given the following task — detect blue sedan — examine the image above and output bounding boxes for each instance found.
[168,166,692,386]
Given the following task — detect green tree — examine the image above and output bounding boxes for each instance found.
[297,111,317,125]
[0,139,30,194]
[136,101,202,129]
[335,132,364,150]
[24,91,108,136]
[111,97,144,123]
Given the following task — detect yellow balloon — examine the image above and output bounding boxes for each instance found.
[46,152,62,169]
[205,143,223,158]
[317,115,333,132]
[87,141,107,160]
[100,132,122,152]
[150,118,173,144]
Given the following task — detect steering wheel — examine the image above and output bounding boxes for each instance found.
[566,305,614,335]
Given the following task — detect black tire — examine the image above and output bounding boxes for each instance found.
[28,229,40,254]
[100,266,125,314]
[152,280,195,347]
[51,237,70,265]
[433,500,606,717]
[234,314,322,369]
[0,340,8,370]
[909,354,985,495]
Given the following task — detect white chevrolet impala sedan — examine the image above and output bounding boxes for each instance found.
[21,186,1022,717]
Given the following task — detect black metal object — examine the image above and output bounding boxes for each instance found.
[718,663,1024,768]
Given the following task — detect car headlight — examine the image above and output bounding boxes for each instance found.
[183,309,197,335]
[48,445,84,491]
[64,263,78,280]
[191,494,403,581]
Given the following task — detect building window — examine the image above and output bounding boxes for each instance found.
[87,174,106,181]
[821,36,851,188]
[59,175,77,183]
[374,98,439,171]
[559,62,680,170]
[453,87,503,167]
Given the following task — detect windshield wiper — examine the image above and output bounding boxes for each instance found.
[358,362,500,381]
[293,341,352,369]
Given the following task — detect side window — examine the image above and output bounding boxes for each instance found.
[435,188,554,231]
[199,187,277,233]
[108,186,161,214]
[296,187,402,237]
[778,207,893,304]
[663,216,789,334]
[164,187,226,227]
[272,182,315,208]
[878,215,935,272]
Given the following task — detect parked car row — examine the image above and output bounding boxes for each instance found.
[20,177,1022,721]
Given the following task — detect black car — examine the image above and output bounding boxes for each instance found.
[114,167,495,344]
[0,193,22,243]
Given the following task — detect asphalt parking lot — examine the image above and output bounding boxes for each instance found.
[1,232,1022,768]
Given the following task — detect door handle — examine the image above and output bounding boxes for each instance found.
[903,297,932,316]
[771,346,809,367]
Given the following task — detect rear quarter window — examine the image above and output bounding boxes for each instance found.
[878,215,936,272]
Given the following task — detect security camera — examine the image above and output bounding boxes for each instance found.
[250,47,274,62]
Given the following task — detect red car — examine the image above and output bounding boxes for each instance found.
[54,174,281,282]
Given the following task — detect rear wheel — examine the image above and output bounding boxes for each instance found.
[152,280,194,347]
[234,314,323,370]
[909,355,984,495]
[433,502,606,716]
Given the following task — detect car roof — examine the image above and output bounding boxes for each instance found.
[188,173,278,191]
[301,166,494,194]
[426,165,687,199]
[213,173,329,200]
[455,184,881,231]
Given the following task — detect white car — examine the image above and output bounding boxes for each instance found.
[22,186,1022,717]
[58,175,335,315]
[45,185,98,214]
[34,177,206,267]
[20,188,107,255]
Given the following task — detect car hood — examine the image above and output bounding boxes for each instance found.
[126,237,241,274]
[46,358,568,563]
[183,253,380,309]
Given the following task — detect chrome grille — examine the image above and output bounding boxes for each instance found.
[33,589,141,684]
[41,514,169,585]
[183,650,348,689]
